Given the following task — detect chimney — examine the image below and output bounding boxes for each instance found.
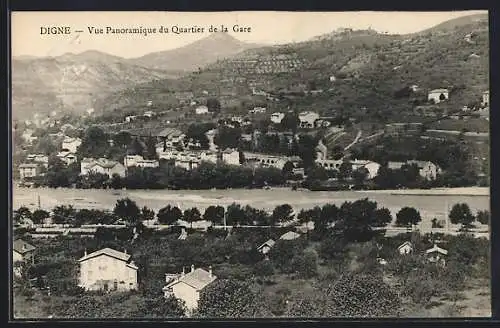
[191,264,195,273]
[209,265,213,278]
[84,249,87,256]
[124,249,127,255]
[181,267,185,276]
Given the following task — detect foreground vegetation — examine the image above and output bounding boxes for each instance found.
[13,197,490,318]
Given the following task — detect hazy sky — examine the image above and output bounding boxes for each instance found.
[12,11,487,58]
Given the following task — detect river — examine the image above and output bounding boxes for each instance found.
[13,186,489,229]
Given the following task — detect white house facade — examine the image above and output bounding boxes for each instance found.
[78,248,138,292]
[163,265,217,312]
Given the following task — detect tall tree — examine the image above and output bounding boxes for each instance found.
[113,198,141,226]
[157,205,183,225]
[52,205,77,225]
[395,207,422,230]
[145,136,158,160]
[449,203,475,231]
[140,206,155,222]
[78,126,108,158]
[476,210,490,226]
[297,135,318,168]
[203,205,225,225]
[31,209,50,224]
[183,207,202,229]
[225,203,247,227]
[13,207,32,226]
[372,207,392,227]
[271,204,295,225]
[113,131,132,149]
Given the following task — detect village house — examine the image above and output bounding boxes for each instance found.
[279,231,301,240]
[78,248,138,292]
[195,105,209,115]
[19,163,41,180]
[397,241,414,255]
[231,116,244,124]
[155,128,185,151]
[387,160,441,180]
[250,107,267,114]
[163,265,217,312]
[62,136,82,153]
[243,152,297,170]
[482,90,489,107]
[13,239,36,265]
[26,154,49,167]
[49,131,65,139]
[299,111,320,129]
[408,160,442,180]
[315,159,343,171]
[257,239,275,255]
[60,123,75,132]
[221,148,240,166]
[351,160,381,179]
[57,151,78,166]
[124,155,159,168]
[80,158,126,177]
[21,129,37,145]
[125,115,138,123]
[270,112,285,124]
[143,110,155,118]
[428,88,449,104]
[425,244,448,266]
[315,119,331,128]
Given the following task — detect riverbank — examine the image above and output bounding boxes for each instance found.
[361,187,489,197]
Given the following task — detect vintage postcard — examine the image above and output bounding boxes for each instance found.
[11,11,490,319]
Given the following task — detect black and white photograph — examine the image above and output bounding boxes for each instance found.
[10,10,490,319]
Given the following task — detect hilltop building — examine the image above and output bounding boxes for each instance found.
[62,137,82,153]
[298,111,320,129]
[428,88,449,104]
[195,106,209,115]
[270,112,285,124]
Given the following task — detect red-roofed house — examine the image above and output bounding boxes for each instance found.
[78,248,138,291]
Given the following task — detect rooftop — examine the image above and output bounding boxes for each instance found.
[429,88,449,93]
[13,239,36,254]
[165,267,217,291]
[78,247,132,263]
[425,245,448,255]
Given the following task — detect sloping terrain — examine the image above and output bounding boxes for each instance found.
[127,32,262,71]
[96,14,488,120]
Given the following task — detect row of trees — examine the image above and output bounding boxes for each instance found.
[14,197,489,234]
